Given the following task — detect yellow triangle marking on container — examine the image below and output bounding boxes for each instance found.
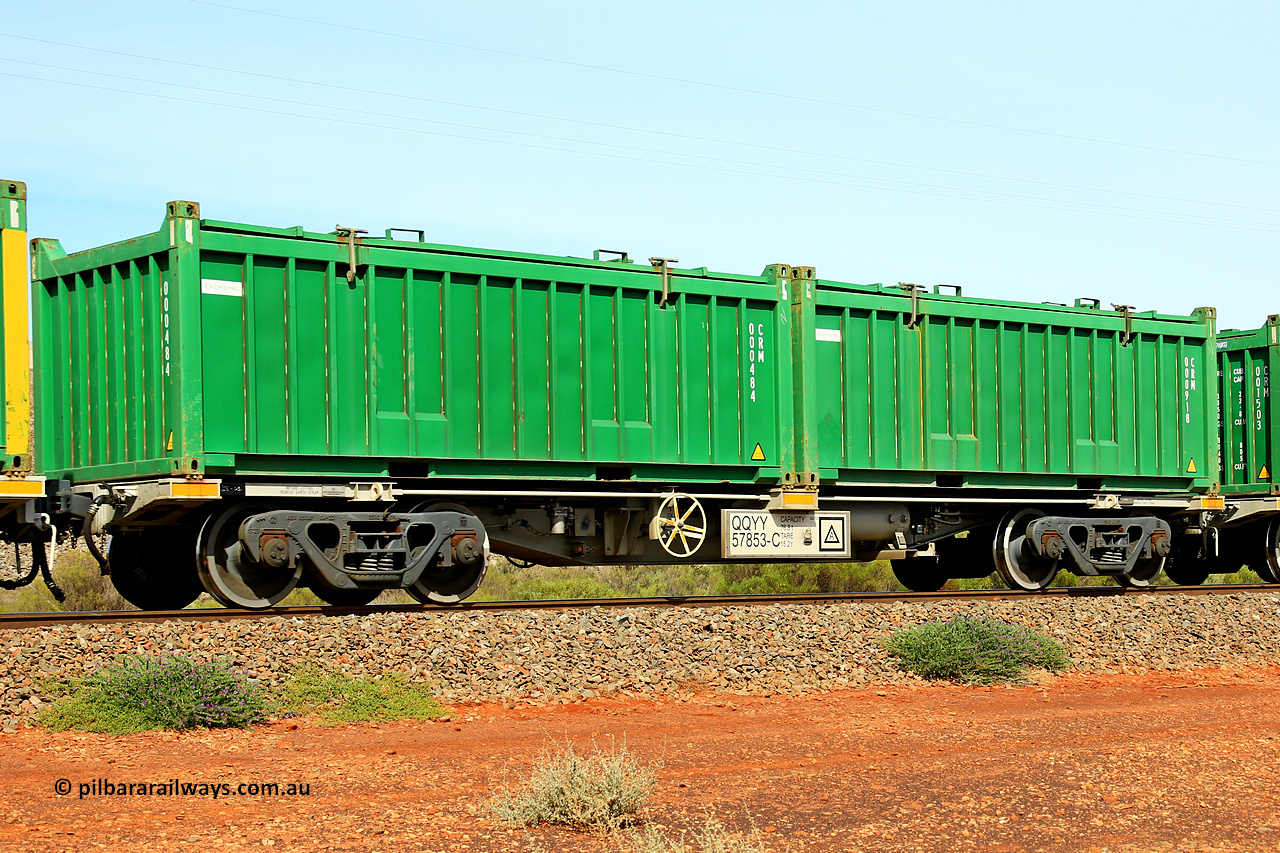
[750,443,766,462]
[1261,465,1271,480]
[1186,458,1197,474]
[166,430,174,452]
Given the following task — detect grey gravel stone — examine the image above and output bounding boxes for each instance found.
[3,592,1280,724]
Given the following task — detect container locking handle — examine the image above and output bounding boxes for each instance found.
[897,282,926,328]
[1111,303,1134,345]
[335,225,368,283]
[649,257,679,308]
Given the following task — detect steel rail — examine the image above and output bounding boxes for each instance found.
[0,584,1276,631]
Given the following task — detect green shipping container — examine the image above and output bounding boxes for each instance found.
[29,198,1219,498]
[30,202,795,486]
[1216,318,1280,496]
[794,278,1218,493]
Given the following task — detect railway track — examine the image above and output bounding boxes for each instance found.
[1,583,1276,631]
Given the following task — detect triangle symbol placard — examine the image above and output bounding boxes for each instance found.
[823,524,841,545]
[1261,465,1271,480]
[750,443,766,462]
[1186,458,1197,474]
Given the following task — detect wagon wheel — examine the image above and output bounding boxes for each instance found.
[1162,549,1211,586]
[1254,519,1280,584]
[196,504,302,609]
[654,493,706,558]
[892,555,948,592]
[992,509,1059,591]
[108,528,205,610]
[404,502,489,605]
[1116,511,1167,588]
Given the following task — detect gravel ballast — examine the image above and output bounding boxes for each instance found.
[3,593,1280,726]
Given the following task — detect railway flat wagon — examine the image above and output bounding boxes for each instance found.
[2,184,1231,608]
[25,197,801,609]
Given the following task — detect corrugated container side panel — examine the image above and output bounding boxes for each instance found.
[1163,338,1184,474]
[441,274,475,455]
[810,309,847,466]
[193,234,783,475]
[372,267,409,453]
[255,257,288,454]
[1021,326,1047,472]
[648,304,676,465]
[292,257,328,457]
[515,280,551,460]
[550,283,585,459]
[1067,329,1092,472]
[1113,335,1136,474]
[710,297,742,463]
[412,270,447,451]
[584,285,616,456]
[996,323,1023,471]
[1045,328,1070,473]
[1141,335,1162,473]
[478,276,516,458]
[1217,335,1273,492]
[1255,348,1272,483]
[869,311,905,468]
[678,296,712,463]
[744,300,780,467]
[36,251,170,473]
[620,290,653,461]
[812,286,1211,487]
[974,320,1000,471]
[104,265,124,463]
[330,260,369,456]
[200,253,246,453]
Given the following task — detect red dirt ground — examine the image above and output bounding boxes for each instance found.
[2,667,1279,852]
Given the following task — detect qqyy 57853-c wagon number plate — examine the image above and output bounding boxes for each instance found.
[721,510,851,559]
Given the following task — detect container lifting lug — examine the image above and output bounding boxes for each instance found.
[1111,303,1134,345]
[898,282,925,329]
[649,257,679,308]
[335,225,368,283]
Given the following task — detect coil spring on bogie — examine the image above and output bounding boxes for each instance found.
[348,552,402,572]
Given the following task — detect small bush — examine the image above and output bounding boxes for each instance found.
[492,741,658,830]
[37,655,267,734]
[282,668,446,724]
[881,615,1070,684]
[0,550,134,614]
[627,815,767,853]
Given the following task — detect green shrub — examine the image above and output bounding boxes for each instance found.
[881,615,1070,684]
[491,741,657,830]
[282,668,446,724]
[37,655,268,734]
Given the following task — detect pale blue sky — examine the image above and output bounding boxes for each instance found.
[4,0,1277,330]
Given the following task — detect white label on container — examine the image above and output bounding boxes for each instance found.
[8,200,17,229]
[721,510,851,558]
[815,328,842,343]
[185,219,194,244]
[201,278,243,297]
